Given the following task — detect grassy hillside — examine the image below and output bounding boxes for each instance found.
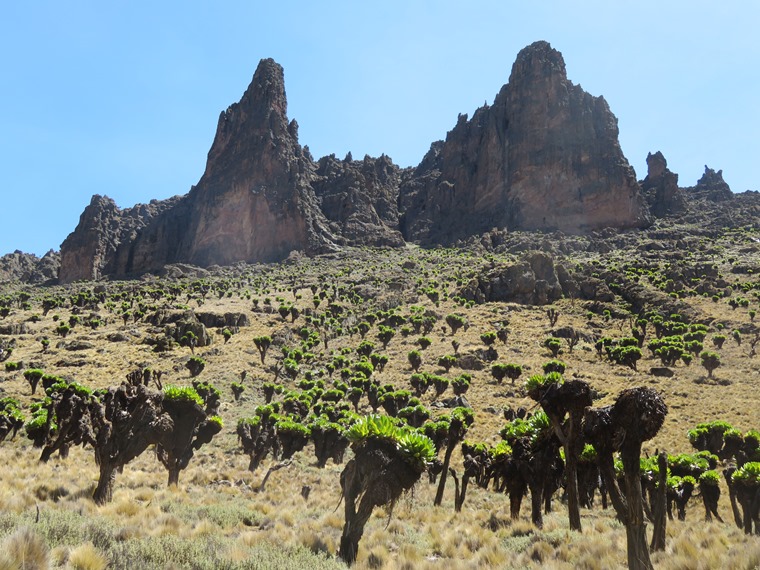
[0,223,759,568]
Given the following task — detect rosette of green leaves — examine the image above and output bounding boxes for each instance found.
[500,417,532,443]
[489,440,512,460]
[500,410,551,447]
[25,403,56,444]
[461,440,488,457]
[580,444,597,464]
[254,403,280,418]
[745,429,760,449]
[237,416,261,430]
[732,462,760,487]
[723,428,744,444]
[397,404,430,426]
[668,453,709,475]
[693,450,719,469]
[163,385,204,406]
[699,470,720,487]
[207,415,224,429]
[45,379,93,399]
[525,371,563,396]
[0,397,24,423]
[275,417,311,438]
[640,456,663,481]
[347,414,435,467]
[309,415,345,437]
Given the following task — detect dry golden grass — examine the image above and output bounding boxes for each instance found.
[0,236,758,567]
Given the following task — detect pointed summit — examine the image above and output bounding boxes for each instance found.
[509,40,566,84]
[206,58,292,168]
[240,58,287,119]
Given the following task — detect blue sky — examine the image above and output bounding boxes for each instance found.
[2,1,758,256]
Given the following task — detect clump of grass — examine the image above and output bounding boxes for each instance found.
[0,526,50,570]
[66,541,109,570]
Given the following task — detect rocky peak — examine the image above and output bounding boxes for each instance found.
[205,58,297,176]
[641,151,686,217]
[646,151,668,179]
[689,166,733,201]
[508,40,567,85]
[399,40,650,244]
[312,154,405,247]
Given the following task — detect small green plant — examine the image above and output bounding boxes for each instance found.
[480,332,497,346]
[700,351,721,379]
[543,337,562,358]
[542,360,566,375]
[445,314,467,335]
[185,356,206,377]
[407,350,422,372]
[253,336,272,364]
[231,382,245,401]
[437,354,457,373]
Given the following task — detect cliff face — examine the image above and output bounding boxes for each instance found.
[398,41,650,243]
[59,41,655,282]
[59,60,339,282]
[177,59,337,267]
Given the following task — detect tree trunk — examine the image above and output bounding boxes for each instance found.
[339,464,378,565]
[565,444,583,532]
[509,478,526,520]
[737,489,755,535]
[434,441,456,506]
[650,452,667,552]
[530,482,543,528]
[456,474,470,513]
[598,450,627,521]
[563,413,582,531]
[621,444,654,570]
[93,462,117,505]
[700,484,722,522]
[168,465,181,487]
[726,478,744,529]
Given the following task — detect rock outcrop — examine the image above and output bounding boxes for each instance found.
[60,42,658,282]
[0,250,60,284]
[458,251,564,305]
[312,153,406,247]
[398,41,651,243]
[687,166,734,202]
[641,151,687,217]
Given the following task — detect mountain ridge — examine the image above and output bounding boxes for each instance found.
[39,41,752,283]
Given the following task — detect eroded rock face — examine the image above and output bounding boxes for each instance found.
[59,195,181,282]
[59,42,653,282]
[178,59,338,267]
[312,153,406,247]
[399,41,651,243]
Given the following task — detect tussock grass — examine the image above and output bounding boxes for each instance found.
[0,527,50,570]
